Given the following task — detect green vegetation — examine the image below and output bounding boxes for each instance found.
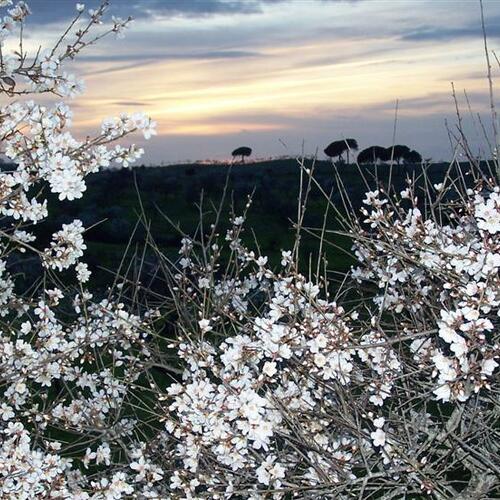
[33,158,486,289]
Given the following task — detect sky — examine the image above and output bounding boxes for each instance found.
[16,0,500,164]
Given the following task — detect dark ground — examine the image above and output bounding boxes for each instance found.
[7,158,494,290]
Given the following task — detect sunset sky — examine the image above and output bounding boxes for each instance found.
[23,0,500,163]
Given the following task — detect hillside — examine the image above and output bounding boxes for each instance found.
[11,158,493,289]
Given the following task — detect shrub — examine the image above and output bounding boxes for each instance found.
[0,1,498,498]
[0,2,160,497]
[156,168,499,498]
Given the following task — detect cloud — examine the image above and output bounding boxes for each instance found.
[80,50,261,62]
[400,17,500,42]
[24,0,264,24]
[126,0,262,19]
[112,100,149,106]
[19,0,495,166]
[79,49,262,76]
[25,0,360,25]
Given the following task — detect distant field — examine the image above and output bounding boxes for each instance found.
[14,158,492,289]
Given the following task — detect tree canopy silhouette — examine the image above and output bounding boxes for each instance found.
[387,145,411,164]
[357,145,388,164]
[357,145,423,165]
[324,138,358,163]
[232,146,252,163]
[402,149,422,164]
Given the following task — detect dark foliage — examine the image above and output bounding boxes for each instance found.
[358,145,422,165]
[324,138,358,163]
[232,146,252,162]
[403,149,423,163]
[387,144,411,164]
[357,145,389,163]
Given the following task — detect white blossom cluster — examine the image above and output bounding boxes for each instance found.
[0,99,154,205]
[0,2,164,497]
[353,184,499,403]
[0,1,498,498]
[156,218,405,497]
[161,176,500,497]
[0,1,134,97]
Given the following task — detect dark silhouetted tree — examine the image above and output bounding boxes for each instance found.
[324,141,344,162]
[402,149,422,164]
[387,145,411,164]
[380,147,392,162]
[324,138,358,163]
[232,146,252,163]
[357,145,388,164]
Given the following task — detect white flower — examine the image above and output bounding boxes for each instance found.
[400,188,411,199]
[95,443,111,465]
[0,403,14,421]
[280,250,292,266]
[49,167,86,201]
[1,54,18,75]
[308,333,328,353]
[314,353,327,368]
[481,358,498,377]
[433,383,451,402]
[179,257,191,268]
[370,428,386,447]
[76,262,91,283]
[256,456,286,486]
[108,472,133,497]
[256,256,268,267]
[475,192,500,234]
[198,318,212,333]
[43,220,86,271]
[198,277,210,289]
[262,361,277,377]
